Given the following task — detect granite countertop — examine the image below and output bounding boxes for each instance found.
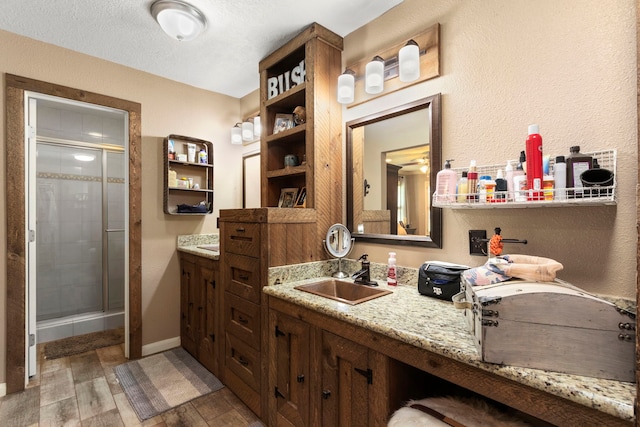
[264,260,636,423]
[176,233,220,260]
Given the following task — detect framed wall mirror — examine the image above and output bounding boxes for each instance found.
[346,94,442,248]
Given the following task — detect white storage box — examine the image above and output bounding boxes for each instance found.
[453,280,635,382]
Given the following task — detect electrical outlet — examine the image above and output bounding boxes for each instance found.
[469,230,487,256]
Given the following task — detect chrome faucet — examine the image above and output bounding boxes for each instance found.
[352,254,378,286]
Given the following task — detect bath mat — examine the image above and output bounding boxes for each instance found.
[43,327,124,360]
[114,347,225,421]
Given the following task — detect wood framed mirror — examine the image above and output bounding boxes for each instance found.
[346,94,442,248]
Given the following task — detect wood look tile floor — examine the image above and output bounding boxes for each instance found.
[0,344,262,427]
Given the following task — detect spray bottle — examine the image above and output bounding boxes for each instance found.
[525,124,543,201]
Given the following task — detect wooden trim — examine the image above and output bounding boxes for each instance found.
[4,74,142,393]
[5,84,26,393]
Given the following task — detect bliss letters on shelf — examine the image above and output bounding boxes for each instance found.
[268,60,306,99]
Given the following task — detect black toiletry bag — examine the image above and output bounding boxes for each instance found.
[177,202,209,213]
[418,261,470,301]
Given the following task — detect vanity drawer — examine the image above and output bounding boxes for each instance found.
[224,222,261,258]
[225,332,260,392]
[224,293,261,349]
[224,253,261,303]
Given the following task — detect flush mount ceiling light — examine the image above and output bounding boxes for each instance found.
[151,0,207,42]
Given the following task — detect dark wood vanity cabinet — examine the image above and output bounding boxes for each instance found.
[179,252,220,376]
[268,301,390,427]
[269,310,311,426]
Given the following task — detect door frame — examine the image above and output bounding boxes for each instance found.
[5,74,142,393]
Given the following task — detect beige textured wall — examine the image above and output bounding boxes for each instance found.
[344,0,637,299]
[0,30,244,384]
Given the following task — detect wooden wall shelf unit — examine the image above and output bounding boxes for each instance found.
[259,22,343,244]
[163,134,214,215]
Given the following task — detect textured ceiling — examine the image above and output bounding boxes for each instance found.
[0,0,403,98]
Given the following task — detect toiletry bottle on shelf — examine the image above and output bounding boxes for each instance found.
[525,124,543,201]
[505,160,514,201]
[457,171,468,203]
[168,168,177,187]
[387,252,397,286]
[543,175,554,201]
[478,175,495,203]
[554,156,567,200]
[520,150,527,175]
[467,160,478,202]
[512,155,525,202]
[494,169,507,202]
[198,148,207,164]
[435,159,457,203]
[566,146,592,198]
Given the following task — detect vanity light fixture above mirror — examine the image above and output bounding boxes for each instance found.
[337,23,440,107]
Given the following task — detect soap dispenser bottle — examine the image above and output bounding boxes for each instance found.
[435,159,457,203]
[387,252,397,286]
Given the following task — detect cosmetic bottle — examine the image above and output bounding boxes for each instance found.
[553,156,567,200]
[435,159,457,203]
[494,169,507,202]
[566,146,592,198]
[525,124,543,201]
[467,160,478,202]
[456,171,468,203]
[387,252,397,286]
[505,160,514,201]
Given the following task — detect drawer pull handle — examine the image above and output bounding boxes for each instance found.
[235,227,246,232]
[238,356,249,366]
[297,374,305,383]
[238,316,249,324]
[322,390,331,399]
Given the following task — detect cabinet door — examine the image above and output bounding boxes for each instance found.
[179,255,198,357]
[198,259,219,375]
[321,331,370,427]
[270,310,311,427]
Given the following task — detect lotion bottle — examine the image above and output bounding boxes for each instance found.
[387,252,397,286]
[435,159,457,203]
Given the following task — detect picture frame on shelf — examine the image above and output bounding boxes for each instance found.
[294,187,307,208]
[278,187,299,208]
[273,113,294,134]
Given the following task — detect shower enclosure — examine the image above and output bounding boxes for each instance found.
[30,96,128,343]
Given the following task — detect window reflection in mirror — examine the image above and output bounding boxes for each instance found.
[347,94,442,248]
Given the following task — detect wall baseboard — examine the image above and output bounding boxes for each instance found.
[141,336,181,357]
[0,382,6,397]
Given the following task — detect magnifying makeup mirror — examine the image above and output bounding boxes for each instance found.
[324,223,355,278]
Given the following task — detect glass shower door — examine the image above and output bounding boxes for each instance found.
[36,144,104,321]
